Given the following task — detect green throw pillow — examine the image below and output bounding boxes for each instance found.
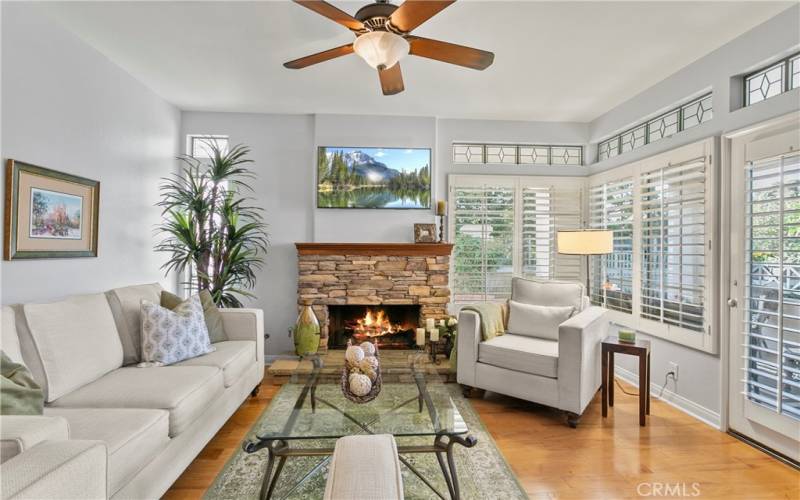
[1,351,44,415]
[161,289,226,343]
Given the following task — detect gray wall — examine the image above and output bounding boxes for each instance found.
[0,3,181,304]
[587,4,800,420]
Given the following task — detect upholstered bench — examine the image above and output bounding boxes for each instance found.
[324,434,403,500]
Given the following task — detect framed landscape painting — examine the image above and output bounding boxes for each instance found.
[4,160,99,260]
[317,147,431,209]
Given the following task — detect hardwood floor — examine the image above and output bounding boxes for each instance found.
[164,376,799,499]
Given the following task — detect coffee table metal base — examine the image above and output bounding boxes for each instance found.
[244,433,477,500]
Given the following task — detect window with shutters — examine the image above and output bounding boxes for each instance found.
[589,179,634,313]
[588,138,716,352]
[744,151,800,420]
[640,158,707,333]
[449,175,584,303]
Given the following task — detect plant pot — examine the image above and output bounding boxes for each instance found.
[294,305,320,356]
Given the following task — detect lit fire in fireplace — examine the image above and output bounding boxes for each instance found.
[345,308,415,343]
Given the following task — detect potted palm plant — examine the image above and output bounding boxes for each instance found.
[155,140,268,307]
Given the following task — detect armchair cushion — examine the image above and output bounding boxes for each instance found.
[479,334,558,378]
[1,415,69,463]
[506,301,574,340]
[511,277,585,311]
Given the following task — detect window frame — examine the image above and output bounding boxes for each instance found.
[452,143,584,166]
[186,134,230,158]
[448,174,586,303]
[589,138,718,353]
[743,52,800,107]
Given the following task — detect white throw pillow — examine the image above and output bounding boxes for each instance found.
[506,300,575,341]
[511,277,585,312]
[139,295,214,366]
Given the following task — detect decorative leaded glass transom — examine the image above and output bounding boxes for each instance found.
[745,52,800,107]
[452,143,583,166]
[597,93,713,162]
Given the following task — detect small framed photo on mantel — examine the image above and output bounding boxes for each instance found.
[4,159,100,260]
[414,223,436,243]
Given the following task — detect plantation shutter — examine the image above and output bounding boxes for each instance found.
[521,185,583,282]
[589,179,634,313]
[743,151,800,419]
[451,184,515,302]
[640,157,707,332]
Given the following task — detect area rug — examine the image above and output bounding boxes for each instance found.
[205,384,527,499]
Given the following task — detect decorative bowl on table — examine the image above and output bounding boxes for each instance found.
[341,339,382,403]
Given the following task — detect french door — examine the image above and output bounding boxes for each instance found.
[728,113,800,461]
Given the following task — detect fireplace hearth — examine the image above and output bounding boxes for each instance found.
[328,305,420,349]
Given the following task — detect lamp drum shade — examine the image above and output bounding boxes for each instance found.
[557,230,614,255]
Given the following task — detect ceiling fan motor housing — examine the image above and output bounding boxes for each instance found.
[354,2,403,34]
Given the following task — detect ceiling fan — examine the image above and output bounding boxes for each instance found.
[284,0,494,95]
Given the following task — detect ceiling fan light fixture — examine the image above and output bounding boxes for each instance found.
[353,31,409,70]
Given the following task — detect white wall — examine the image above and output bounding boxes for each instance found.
[0,3,180,304]
[180,112,315,356]
[586,4,800,424]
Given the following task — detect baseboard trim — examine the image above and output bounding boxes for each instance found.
[614,366,721,430]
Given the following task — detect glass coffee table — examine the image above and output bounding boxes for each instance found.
[243,354,476,500]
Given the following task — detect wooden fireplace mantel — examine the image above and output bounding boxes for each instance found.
[295,242,454,256]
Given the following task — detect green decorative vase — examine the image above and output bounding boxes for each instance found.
[294,305,320,356]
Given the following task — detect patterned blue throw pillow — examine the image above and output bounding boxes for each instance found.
[139,294,215,366]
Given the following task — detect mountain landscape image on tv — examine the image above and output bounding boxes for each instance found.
[317,147,431,209]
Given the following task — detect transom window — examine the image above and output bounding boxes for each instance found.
[187,135,229,158]
[453,143,583,166]
[745,52,800,106]
[597,93,713,162]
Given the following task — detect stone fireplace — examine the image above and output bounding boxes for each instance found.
[295,243,453,351]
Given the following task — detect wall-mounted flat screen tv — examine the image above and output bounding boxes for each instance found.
[317,146,431,209]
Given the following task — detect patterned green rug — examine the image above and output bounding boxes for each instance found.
[205,384,527,499]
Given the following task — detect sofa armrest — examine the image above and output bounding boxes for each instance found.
[557,306,608,414]
[456,310,481,387]
[1,416,69,463]
[1,440,107,499]
[220,308,264,368]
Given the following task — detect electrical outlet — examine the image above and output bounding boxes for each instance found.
[668,362,679,381]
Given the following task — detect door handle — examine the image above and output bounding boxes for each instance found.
[727,298,738,308]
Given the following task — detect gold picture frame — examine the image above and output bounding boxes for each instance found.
[4,159,100,260]
[414,223,436,243]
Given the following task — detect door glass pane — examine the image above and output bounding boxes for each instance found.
[745,152,800,420]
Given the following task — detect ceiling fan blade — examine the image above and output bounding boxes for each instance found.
[294,0,365,32]
[284,44,354,69]
[378,63,405,95]
[408,36,494,70]
[389,0,455,33]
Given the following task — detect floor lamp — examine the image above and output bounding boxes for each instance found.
[556,229,614,294]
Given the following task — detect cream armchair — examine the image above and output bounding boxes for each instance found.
[457,278,608,427]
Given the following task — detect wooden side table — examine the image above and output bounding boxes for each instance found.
[602,336,651,426]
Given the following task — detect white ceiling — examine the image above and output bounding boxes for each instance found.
[39,1,794,121]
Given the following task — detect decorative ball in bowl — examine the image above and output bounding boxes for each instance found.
[341,339,382,403]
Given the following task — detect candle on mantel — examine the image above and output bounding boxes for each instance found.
[430,328,439,342]
[426,318,435,331]
[416,328,426,346]
[436,200,447,216]
[439,319,446,328]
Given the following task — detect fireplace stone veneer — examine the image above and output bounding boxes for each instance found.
[295,243,454,352]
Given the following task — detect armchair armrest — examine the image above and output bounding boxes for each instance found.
[1,440,107,499]
[220,308,265,368]
[1,416,69,463]
[557,306,608,414]
[456,310,481,387]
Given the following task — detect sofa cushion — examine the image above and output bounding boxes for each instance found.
[1,307,24,366]
[0,415,69,463]
[161,290,226,343]
[44,408,169,496]
[479,333,559,378]
[175,340,255,387]
[23,294,123,402]
[506,301,574,341]
[105,283,164,365]
[48,366,223,437]
[511,277,585,312]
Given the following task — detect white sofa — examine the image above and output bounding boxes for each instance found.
[457,278,608,427]
[0,283,264,499]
